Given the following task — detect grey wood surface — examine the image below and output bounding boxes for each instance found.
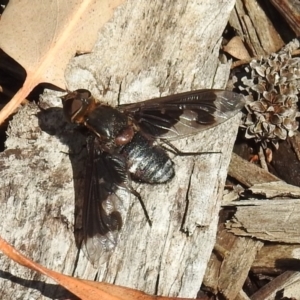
[0,1,239,299]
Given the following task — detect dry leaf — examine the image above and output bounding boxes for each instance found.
[0,236,200,300]
[223,36,251,60]
[0,0,125,124]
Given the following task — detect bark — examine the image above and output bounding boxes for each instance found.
[0,1,239,299]
[229,0,284,56]
[203,209,264,299]
[225,198,300,243]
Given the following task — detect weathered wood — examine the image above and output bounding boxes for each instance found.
[228,153,280,188]
[225,199,300,243]
[250,271,300,300]
[281,276,300,300]
[202,211,263,299]
[235,289,251,300]
[270,0,300,36]
[247,182,300,199]
[252,244,300,275]
[218,238,263,299]
[270,138,300,187]
[229,0,284,56]
[0,1,240,299]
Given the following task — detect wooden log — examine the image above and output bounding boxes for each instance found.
[0,1,240,299]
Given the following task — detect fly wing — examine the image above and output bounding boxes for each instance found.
[82,136,130,265]
[119,90,245,140]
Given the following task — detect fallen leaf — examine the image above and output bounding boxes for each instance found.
[0,236,200,300]
[0,0,126,125]
[223,36,251,60]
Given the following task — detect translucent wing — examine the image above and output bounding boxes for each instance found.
[119,90,245,140]
[82,136,130,265]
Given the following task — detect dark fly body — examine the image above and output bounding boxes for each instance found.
[61,88,244,264]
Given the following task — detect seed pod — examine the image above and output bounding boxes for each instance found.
[234,39,300,148]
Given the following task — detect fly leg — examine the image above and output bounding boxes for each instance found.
[127,184,152,227]
[160,139,221,157]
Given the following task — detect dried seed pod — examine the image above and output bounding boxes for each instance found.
[234,39,300,148]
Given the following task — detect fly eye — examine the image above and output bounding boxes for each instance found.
[62,89,94,123]
[70,98,84,116]
[76,89,92,99]
[62,98,83,123]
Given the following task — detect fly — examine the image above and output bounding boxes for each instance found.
[61,88,244,264]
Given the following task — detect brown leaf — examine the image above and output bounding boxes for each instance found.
[0,0,125,124]
[0,236,198,300]
[223,36,251,60]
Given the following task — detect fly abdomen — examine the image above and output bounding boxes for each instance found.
[122,133,174,184]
